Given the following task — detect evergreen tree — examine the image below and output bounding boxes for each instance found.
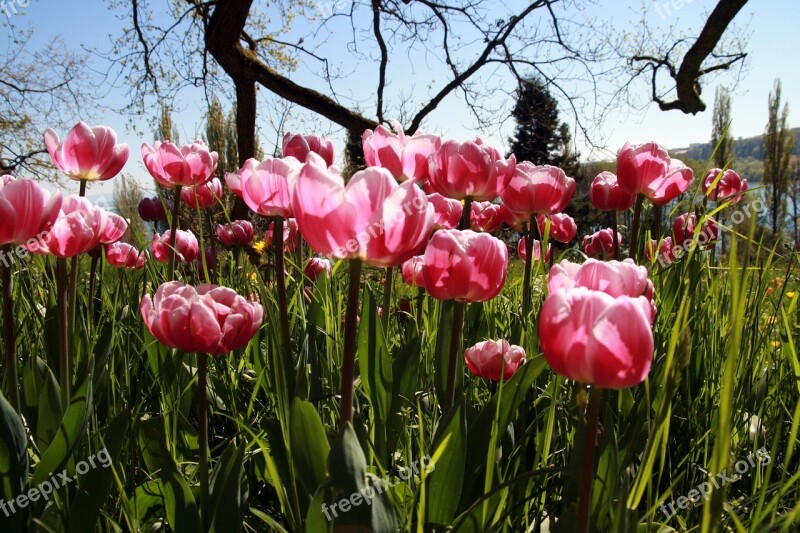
[156,103,180,143]
[763,79,794,237]
[206,96,228,176]
[508,78,563,165]
[711,86,735,169]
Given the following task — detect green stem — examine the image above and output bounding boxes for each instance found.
[274,217,292,358]
[340,260,363,424]
[443,300,465,416]
[197,353,209,528]
[168,186,183,280]
[576,387,603,533]
[381,266,393,333]
[521,215,535,322]
[415,286,425,330]
[612,211,620,260]
[629,195,644,262]
[461,197,473,231]
[57,258,70,405]
[1,246,19,412]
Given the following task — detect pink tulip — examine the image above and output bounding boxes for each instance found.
[138,196,170,222]
[216,220,254,246]
[26,196,127,258]
[283,133,335,166]
[548,258,655,317]
[617,142,693,205]
[470,201,504,233]
[428,193,463,230]
[590,171,635,211]
[181,178,223,209]
[141,139,218,189]
[224,171,244,199]
[401,255,425,287]
[151,229,200,264]
[517,238,551,262]
[499,203,528,232]
[421,229,508,302]
[265,218,301,252]
[672,213,718,249]
[645,237,676,265]
[501,162,575,215]
[140,281,264,355]
[427,138,516,201]
[292,154,433,267]
[44,121,129,182]
[702,168,748,203]
[539,286,654,389]
[465,340,526,382]
[583,229,621,260]
[537,213,577,243]
[362,121,441,183]
[105,242,147,270]
[0,177,62,246]
[236,157,301,218]
[304,257,332,281]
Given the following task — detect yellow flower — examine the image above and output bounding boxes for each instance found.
[765,315,780,325]
[771,340,781,348]
[787,291,796,298]
[252,240,268,254]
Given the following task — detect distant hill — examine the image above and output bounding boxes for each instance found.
[675,128,800,162]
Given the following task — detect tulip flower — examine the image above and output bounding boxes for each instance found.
[464,339,526,382]
[645,237,676,265]
[421,229,508,303]
[470,201,504,233]
[235,157,301,218]
[428,192,463,230]
[672,212,719,249]
[138,196,170,222]
[539,286,654,389]
[217,220,254,247]
[427,138,516,201]
[362,121,441,183]
[224,171,244,199]
[304,257,332,281]
[517,238,551,263]
[45,121,129,182]
[26,196,128,258]
[181,178,223,209]
[292,153,433,267]
[590,171,635,211]
[501,162,575,215]
[537,213,577,243]
[105,242,147,270]
[265,218,301,252]
[583,229,621,260]
[141,139,219,189]
[283,133,335,166]
[401,256,425,287]
[702,168,748,203]
[616,142,693,205]
[151,229,200,264]
[499,203,528,232]
[0,177,63,246]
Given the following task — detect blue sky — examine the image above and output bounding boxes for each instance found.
[2,0,797,196]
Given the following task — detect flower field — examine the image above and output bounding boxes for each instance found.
[0,122,798,532]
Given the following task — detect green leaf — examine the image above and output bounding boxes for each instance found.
[425,400,467,526]
[21,356,62,451]
[208,442,248,533]
[290,398,330,496]
[357,288,393,424]
[68,411,129,532]
[0,393,29,533]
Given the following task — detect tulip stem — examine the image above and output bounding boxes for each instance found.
[197,352,209,527]
[521,215,535,323]
[340,260,363,424]
[57,258,70,405]
[381,266,393,334]
[629,195,644,262]
[415,286,425,329]
[612,211,620,260]
[273,217,292,359]
[1,246,19,412]
[577,387,603,533]
[168,186,182,280]
[444,300,465,416]
[460,197,473,230]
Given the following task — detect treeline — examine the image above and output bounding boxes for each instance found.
[680,127,800,162]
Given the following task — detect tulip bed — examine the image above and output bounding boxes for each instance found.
[0,122,798,532]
